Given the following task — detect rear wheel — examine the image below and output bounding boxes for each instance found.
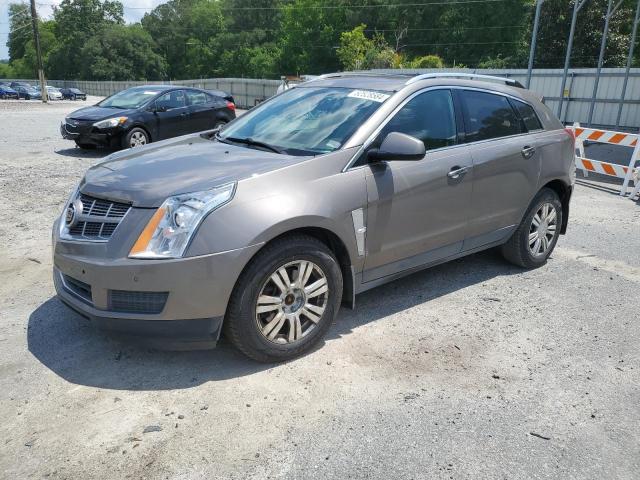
[501,188,562,268]
[224,235,343,362]
[123,127,149,149]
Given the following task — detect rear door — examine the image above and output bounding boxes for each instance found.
[362,88,474,282]
[154,89,189,139]
[457,89,542,250]
[185,90,217,133]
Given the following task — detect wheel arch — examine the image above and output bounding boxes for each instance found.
[540,179,572,234]
[233,226,356,312]
[128,124,152,143]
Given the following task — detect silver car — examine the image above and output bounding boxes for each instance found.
[52,73,575,362]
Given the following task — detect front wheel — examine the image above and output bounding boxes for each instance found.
[123,127,149,149]
[501,188,562,268]
[224,235,343,362]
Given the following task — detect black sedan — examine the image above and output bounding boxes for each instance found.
[60,87,86,100]
[61,85,236,150]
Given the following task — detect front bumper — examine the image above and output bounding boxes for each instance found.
[53,222,263,346]
[60,122,119,146]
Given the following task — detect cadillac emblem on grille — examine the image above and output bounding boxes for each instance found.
[65,198,83,227]
[65,204,75,226]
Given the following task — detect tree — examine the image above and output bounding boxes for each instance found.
[7,3,32,62]
[522,0,634,68]
[77,24,167,80]
[47,0,124,79]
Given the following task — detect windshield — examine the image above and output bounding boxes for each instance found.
[218,86,390,155]
[98,88,161,109]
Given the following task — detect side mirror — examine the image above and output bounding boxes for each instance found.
[152,104,167,113]
[367,132,426,162]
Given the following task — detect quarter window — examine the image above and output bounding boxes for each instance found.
[460,90,521,142]
[511,99,543,132]
[375,89,457,152]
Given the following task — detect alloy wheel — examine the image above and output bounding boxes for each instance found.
[528,202,557,256]
[129,131,147,148]
[255,260,329,345]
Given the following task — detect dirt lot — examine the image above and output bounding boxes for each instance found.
[1,99,639,480]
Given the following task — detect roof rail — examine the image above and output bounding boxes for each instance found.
[308,71,413,81]
[406,72,524,88]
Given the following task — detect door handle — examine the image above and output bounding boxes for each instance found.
[521,145,536,159]
[447,166,470,179]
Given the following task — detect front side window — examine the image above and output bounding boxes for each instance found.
[156,90,186,110]
[374,89,457,152]
[218,86,389,155]
[511,98,543,132]
[460,90,521,142]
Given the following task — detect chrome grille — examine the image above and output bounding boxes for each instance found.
[62,192,131,241]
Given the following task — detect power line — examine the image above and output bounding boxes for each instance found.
[34,0,520,10]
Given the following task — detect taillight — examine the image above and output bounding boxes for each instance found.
[226,101,235,112]
[564,127,576,149]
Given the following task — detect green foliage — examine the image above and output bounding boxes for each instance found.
[78,24,167,80]
[410,55,445,69]
[3,0,639,80]
[7,3,32,61]
[477,55,511,69]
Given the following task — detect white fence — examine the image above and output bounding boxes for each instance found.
[371,68,640,130]
[3,68,639,128]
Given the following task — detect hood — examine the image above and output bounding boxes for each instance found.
[67,105,135,121]
[80,134,310,207]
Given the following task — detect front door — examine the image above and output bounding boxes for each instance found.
[361,89,473,282]
[154,89,189,140]
[456,89,542,250]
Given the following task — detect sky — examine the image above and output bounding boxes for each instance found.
[0,0,165,60]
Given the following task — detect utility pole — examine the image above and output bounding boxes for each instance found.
[586,0,624,126]
[526,0,544,88]
[557,0,589,120]
[29,0,48,103]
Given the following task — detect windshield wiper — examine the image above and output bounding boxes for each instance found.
[215,133,283,154]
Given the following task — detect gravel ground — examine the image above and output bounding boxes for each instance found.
[0,99,639,480]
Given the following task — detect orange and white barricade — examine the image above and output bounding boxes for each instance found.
[573,123,640,198]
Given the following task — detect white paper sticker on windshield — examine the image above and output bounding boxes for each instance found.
[143,91,158,95]
[347,90,390,103]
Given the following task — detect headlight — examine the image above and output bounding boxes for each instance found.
[93,117,127,129]
[129,182,236,259]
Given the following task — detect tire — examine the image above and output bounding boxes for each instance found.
[122,127,149,149]
[224,235,343,362]
[75,141,97,150]
[501,188,562,268]
[213,120,226,130]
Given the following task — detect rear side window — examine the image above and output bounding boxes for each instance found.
[375,89,457,151]
[511,98,543,132]
[187,90,209,106]
[460,90,521,142]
